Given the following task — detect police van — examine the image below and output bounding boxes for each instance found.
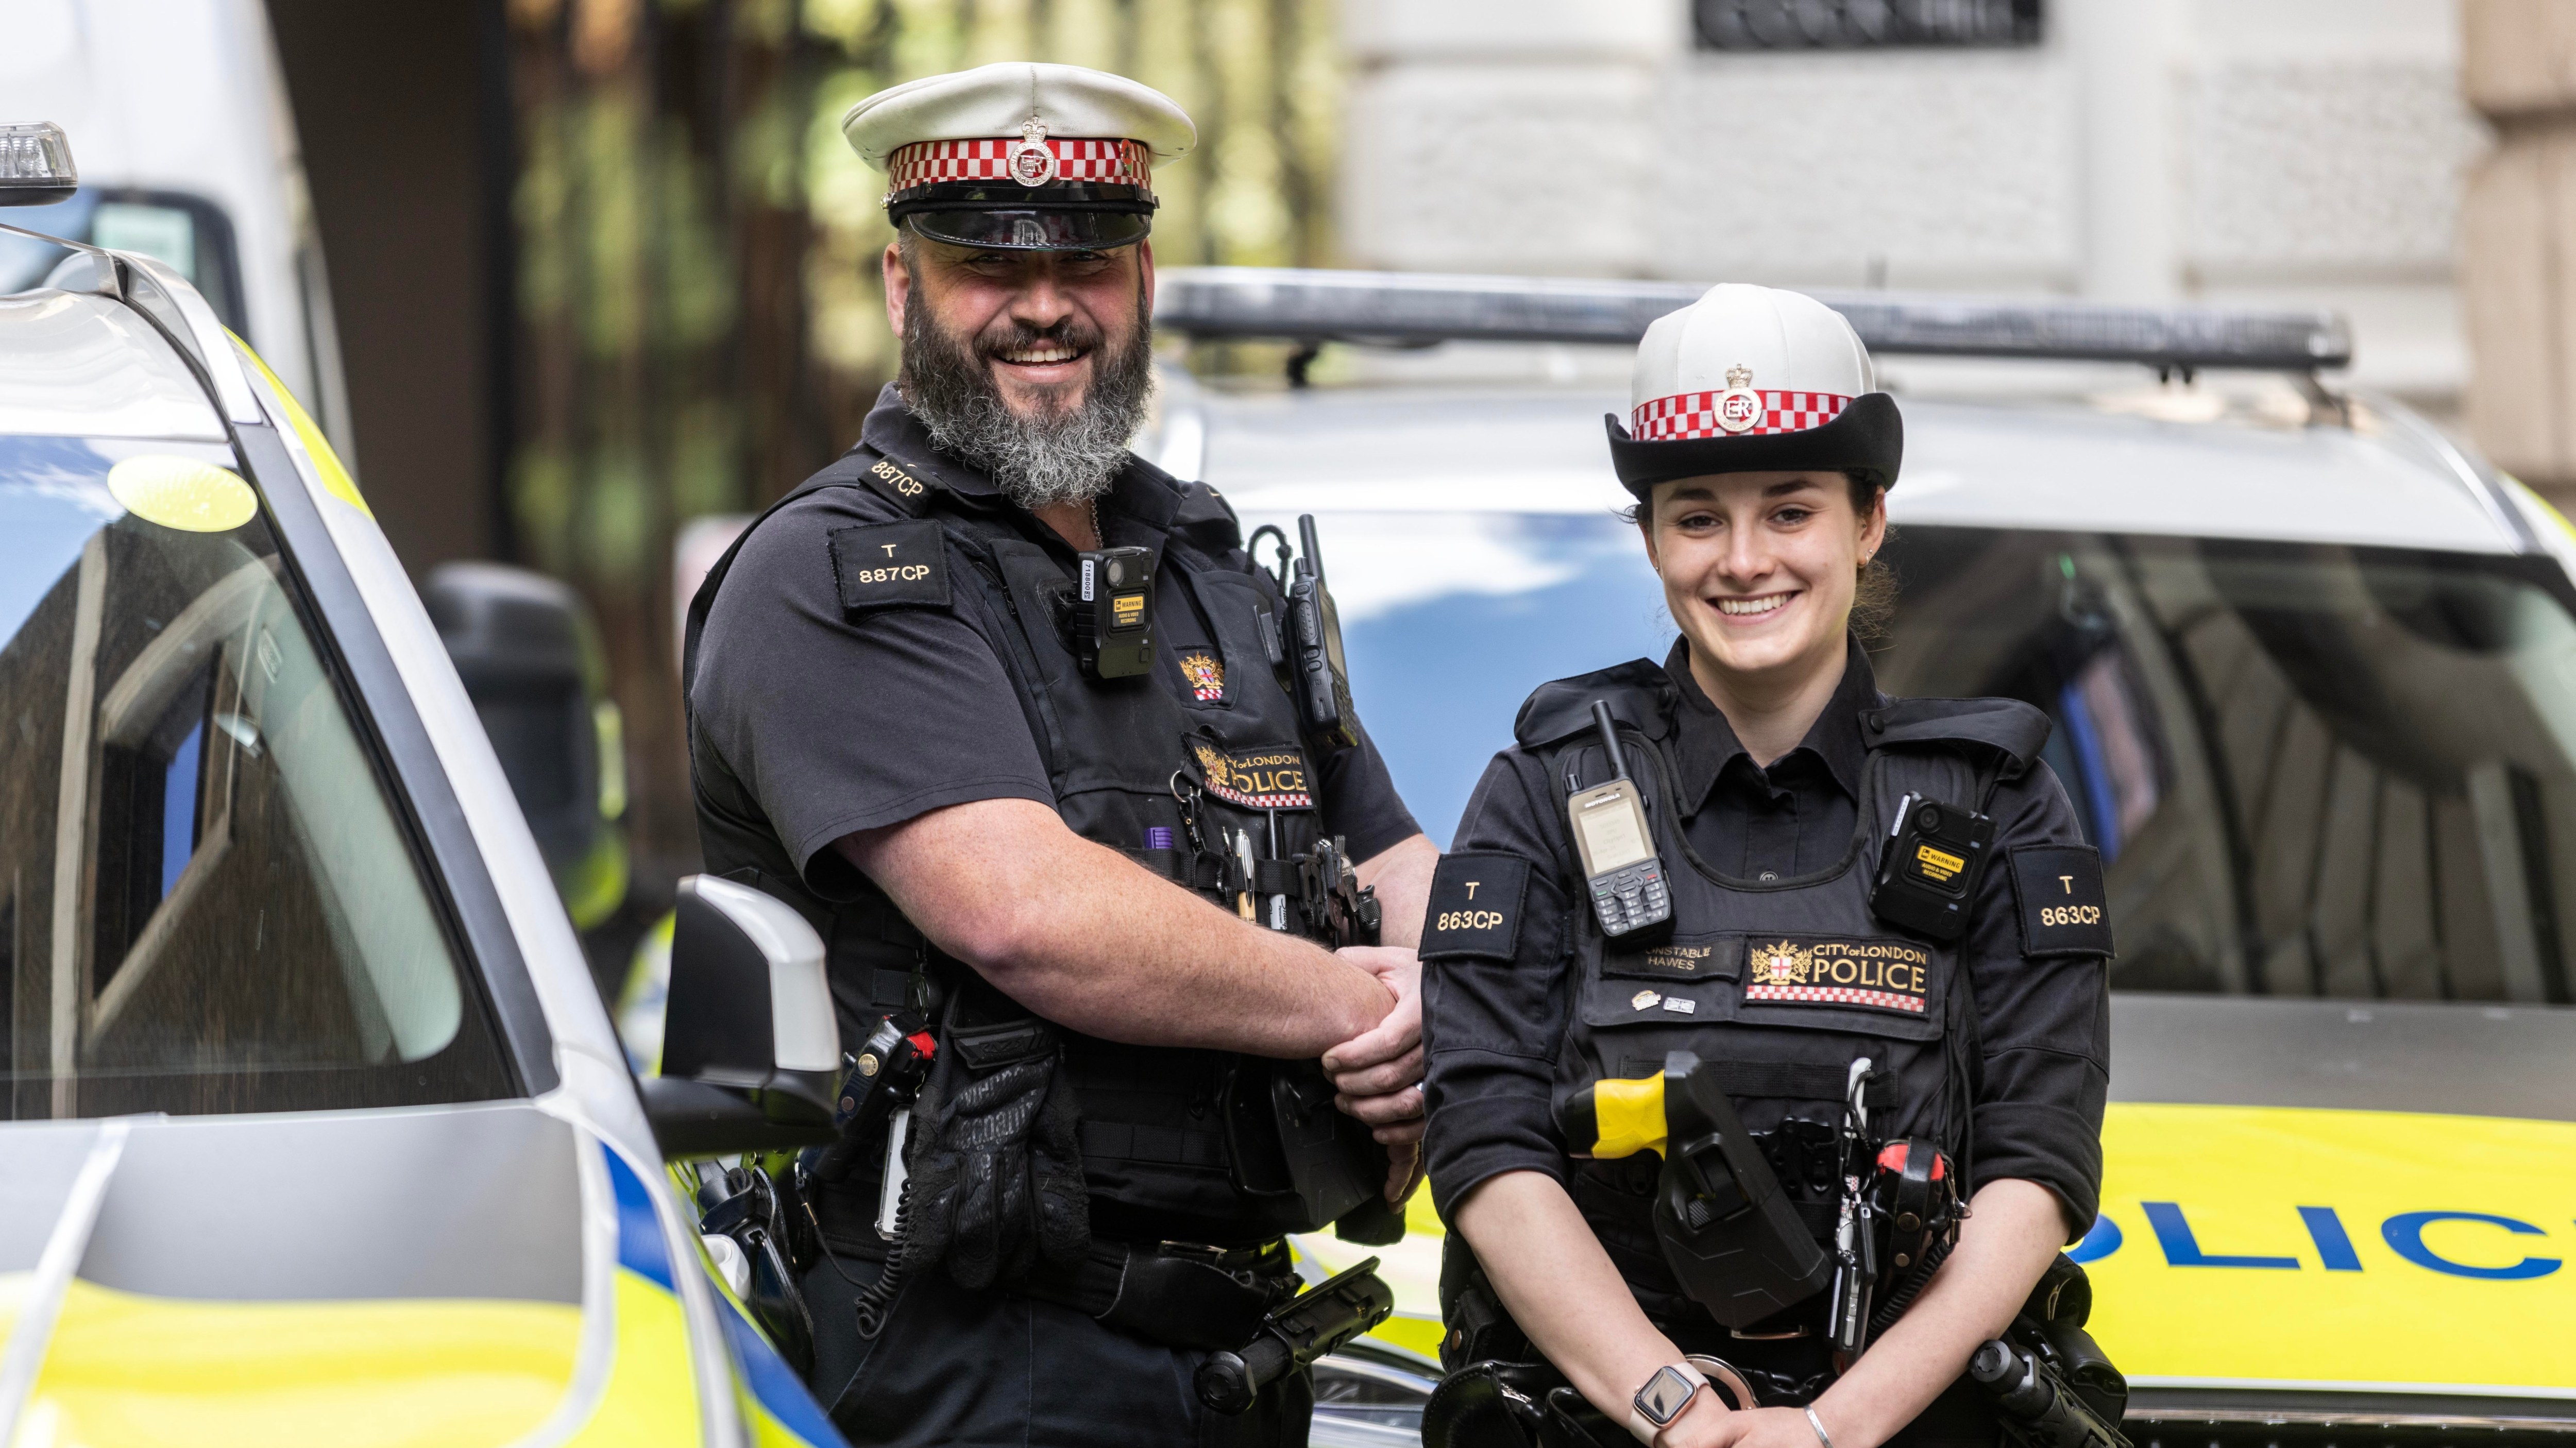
[0,127,847,1447]
[1142,269,2576,1441]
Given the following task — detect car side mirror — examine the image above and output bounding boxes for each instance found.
[638,875,840,1157]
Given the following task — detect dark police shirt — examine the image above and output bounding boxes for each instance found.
[689,386,1419,909]
[1420,637,2111,1236]
[1672,637,1873,881]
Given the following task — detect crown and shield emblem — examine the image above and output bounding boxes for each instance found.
[1715,362,1762,435]
[1754,939,1811,985]
[1180,651,1226,702]
[1009,118,1059,187]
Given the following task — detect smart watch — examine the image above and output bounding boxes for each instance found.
[1628,1361,1710,1443]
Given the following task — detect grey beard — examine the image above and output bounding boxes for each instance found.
[900,298,1155,512]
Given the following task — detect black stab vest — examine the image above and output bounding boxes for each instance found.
[685,445,1353,1245]
[1517,660,2048,1325]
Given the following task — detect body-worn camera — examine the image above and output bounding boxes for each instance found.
[1071,545,1156,679]
[1870,792,1994,942]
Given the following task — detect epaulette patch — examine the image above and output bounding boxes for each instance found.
[857,453,936,514]
[2007,844,2114,958]
[1420,853,1529,963]
[827,519,948,615]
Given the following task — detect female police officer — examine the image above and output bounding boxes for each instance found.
[1417,285,2112,1448]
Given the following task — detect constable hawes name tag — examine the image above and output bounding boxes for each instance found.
[827,520,950,616]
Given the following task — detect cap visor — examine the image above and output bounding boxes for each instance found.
[904,208,1152,251]
[1606,392,1904,498]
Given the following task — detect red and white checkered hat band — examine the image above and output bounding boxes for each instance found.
[1631,389,1851,441]
[886,138,1154,198]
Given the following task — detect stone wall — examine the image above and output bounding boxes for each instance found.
[2461,0,2576,489]
[1341,0,2485,404]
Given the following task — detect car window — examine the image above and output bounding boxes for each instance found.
[1299,508,2576,1008]
[0,189,248,335]
[0,434,513,1118]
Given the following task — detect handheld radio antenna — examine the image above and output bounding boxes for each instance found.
[1298,514,1324,584]
[1592,701,1629,781]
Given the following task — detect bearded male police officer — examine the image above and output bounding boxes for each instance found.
[684,63,1438,1447]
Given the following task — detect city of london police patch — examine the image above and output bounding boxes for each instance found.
[1192,740,1311,809]
[1744,938,1931,1015]
[1180,651,1226,703]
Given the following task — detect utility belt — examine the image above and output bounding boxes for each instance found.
[795,1177,1298,1347]
[1017,1236,1298,1350]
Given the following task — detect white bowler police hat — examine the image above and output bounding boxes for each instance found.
[1606,283,1903,499]
[843,62,1196,252]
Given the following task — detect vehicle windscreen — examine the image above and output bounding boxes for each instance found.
[0,435,512,1118]
[1295,508,2576,1008]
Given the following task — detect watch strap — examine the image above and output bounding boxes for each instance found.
[1627,1361,1711,1443]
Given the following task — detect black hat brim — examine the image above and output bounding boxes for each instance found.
[892,181,1156,251]
[1605,391,1903,499]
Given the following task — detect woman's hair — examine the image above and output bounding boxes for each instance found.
[1628,472,1896,641]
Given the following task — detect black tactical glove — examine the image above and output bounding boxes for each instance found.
[899,1048,1090,1291]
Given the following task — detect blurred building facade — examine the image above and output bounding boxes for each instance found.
[1341,0,2488,407]
[2460,1,2576,497]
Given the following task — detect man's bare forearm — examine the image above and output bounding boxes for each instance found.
[837,797,1393,1055]
[1358,833,1438,948]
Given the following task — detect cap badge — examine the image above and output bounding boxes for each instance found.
[1009,118,1058,188]
[1716,363,1761,434]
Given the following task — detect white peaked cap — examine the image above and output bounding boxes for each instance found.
[1630,283,1875,424]
[843,62,1197,171]
[1607,283,1902,496]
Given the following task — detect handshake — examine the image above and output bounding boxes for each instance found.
[1323,944,1428,1205]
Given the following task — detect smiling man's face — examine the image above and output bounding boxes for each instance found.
[889,235,1152,417]
[882,231,1157,510]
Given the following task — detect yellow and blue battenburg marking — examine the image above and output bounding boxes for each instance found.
[598,1145,846,1448]
[2045,1103,2576,1398]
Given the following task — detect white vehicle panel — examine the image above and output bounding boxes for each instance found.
[1177,382,2519,555]
[1893,401,2514,553]
[0,0,323,407]
[0,292,224,441]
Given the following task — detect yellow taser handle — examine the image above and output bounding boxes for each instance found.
[1560,1074,1668,1160]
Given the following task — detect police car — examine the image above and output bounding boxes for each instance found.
[0,126,845,1447]
[1142,269,2576,1441]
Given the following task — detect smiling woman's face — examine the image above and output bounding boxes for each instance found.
[1641,469,1887,689]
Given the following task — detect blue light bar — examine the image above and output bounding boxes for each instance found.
[1154,266,2352,372]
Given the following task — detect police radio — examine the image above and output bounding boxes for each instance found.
[1072,544,1156,679]
[1285,515,1361,752]
[1567,701,1671,943]
[1870,792,1994,942]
